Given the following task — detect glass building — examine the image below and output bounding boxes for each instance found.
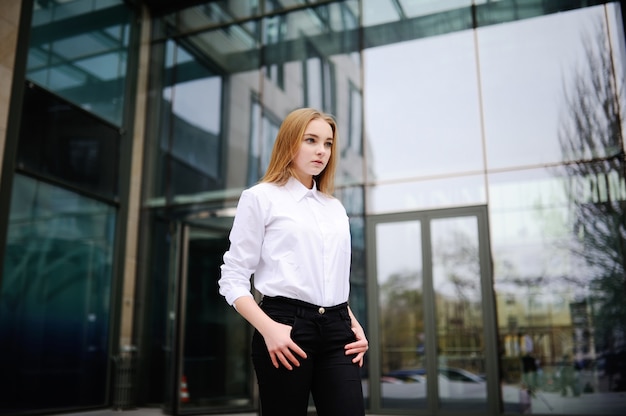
[0,0,625,415]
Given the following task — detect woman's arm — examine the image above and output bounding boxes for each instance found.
[345,306,369,367]
[234,296,307,370]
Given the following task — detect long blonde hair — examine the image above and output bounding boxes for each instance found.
[261,108,338,195]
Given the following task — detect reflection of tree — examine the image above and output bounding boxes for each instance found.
[434,230,483,366]
[557,19,626,351]
[435,230,480,302]
[379,271,423,372]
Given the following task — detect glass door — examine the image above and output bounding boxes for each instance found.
[366,206,499,415]
[164,221,254,415]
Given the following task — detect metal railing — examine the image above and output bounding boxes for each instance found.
[112,346,137,410]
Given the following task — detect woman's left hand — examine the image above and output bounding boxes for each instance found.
[345,324,368,367]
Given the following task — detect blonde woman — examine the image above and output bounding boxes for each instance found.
[219,108,367,415]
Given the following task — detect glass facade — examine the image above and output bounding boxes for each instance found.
[0,174,116,412]
[26,0,133,126]
[0,0,625,415]
[1,0,132,414]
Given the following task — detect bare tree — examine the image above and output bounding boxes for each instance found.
[557,16,626,367]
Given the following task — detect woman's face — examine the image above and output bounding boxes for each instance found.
[292,118,333,188]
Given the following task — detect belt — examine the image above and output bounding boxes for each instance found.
[262,296,348,315]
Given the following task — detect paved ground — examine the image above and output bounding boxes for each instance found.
[49,388,626,416]
[51,409,258,416]
[50,407,393,416]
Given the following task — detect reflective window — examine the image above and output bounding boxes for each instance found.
[363,0,473,27]
[247,101,280,186]
[347,82,363,156]
[305,42,335,113]
[155,40,225,199]
[181,226,252,409]
[338,186,367,335]
[17,83,120,200]
[26,0,133,126]
[479,6,620,169]
[364,30,484,183]
[367,175,486,214]
[164,0,260,30]
[490,165,626,414]
[263,12,286,88]
[432,217,487,412]
[0,174,115,413]
[149,1,363,199]
[374,220,427,410]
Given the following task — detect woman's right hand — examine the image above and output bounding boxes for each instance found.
[233,296,307,370]
[260,320,307,370]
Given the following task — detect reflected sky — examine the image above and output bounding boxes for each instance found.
[364,29,483,181]
[363,5,614,184]
[479,6,609,169]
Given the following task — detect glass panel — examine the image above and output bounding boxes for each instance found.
[479,5,620,170]
[362,1,473,49]
[247,101,280,187]
[258,1,363,186]
[397,0,472,18]
[265,0,338,13]
[475,0,606,27]
[150,1,363,200]
[164,0,261,31]
[363,30,484,182]
[338,186,367,344]
[17,83,120,200]
[156,40,225,199]
[367,175,486,214]
[362,0,401,27]
[26,0,132,126]
[375,221,427,410]
[180,227,251,410]
[431,217,487,412]
[490,166,626,414]
[0,174,115,413]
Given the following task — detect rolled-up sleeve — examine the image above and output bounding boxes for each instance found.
[218,189,265,306]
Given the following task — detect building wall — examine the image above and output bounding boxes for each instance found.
[0,1,625,416]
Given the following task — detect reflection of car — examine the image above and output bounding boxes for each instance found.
[383,368,426,383]
[379,367,487,399]
[384,367,484,383]
[439,367,486,383]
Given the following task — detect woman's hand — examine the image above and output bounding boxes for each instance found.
[233,296,307,370]
[345,307,368,367]
[260,320,307,370]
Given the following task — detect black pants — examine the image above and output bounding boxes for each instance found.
[251,296,365,416]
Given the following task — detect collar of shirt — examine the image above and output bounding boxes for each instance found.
[285,176,327,205]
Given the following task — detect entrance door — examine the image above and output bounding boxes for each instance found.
[366,206,500,415]
[164,221,254,415]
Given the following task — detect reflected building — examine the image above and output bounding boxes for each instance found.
[0,1,625,415]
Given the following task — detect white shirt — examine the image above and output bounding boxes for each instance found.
[219,177,352,307]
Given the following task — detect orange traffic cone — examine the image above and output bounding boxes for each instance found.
[180,376,190,403]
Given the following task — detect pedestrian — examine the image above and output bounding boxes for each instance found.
[218,107,368,416]
[559,354,580,397]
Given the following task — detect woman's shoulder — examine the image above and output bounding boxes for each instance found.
[242,181,284,201]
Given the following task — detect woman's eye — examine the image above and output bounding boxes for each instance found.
[325,142,333,148]
[305,137,315,143]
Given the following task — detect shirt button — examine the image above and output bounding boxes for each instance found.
[318,307,325,314]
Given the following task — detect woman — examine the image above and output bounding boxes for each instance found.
[219,108,368,415]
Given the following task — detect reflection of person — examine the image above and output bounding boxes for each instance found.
[219,108,368,415]
[559,354,580,397]
[521,353,538,392]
